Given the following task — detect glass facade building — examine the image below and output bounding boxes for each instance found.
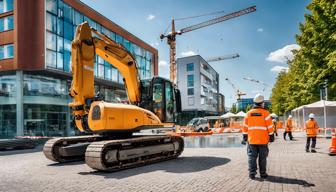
[0,0,158,138]
[45,0,153,80]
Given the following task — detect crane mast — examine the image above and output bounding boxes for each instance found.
[160,6,256,84]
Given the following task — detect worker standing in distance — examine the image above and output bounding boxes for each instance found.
[305,113,319,153]
[270,114,278,136]
[242,94,275,179]
[284,115,294,140]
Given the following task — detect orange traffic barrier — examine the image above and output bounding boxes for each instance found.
[168,131,213,137]
[329,132,336,156]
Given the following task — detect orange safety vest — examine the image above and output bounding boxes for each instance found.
[286,119,293,132]
[278,121,283,129]
[243,107,274,145]
[305,119,319,137]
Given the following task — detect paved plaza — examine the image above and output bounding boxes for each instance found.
[0,132,335,192]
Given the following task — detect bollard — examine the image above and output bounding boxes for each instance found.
[329,132,336,156]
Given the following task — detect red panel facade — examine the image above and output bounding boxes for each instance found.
[0,0,158,75]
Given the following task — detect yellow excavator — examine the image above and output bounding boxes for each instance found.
[43,22,184,171]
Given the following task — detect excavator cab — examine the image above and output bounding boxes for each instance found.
[140,77,181,123]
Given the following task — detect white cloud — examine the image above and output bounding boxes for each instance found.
[146,14,155,21]
[270,66,289,73]
[266,44,300,63]
[181,51,196,57]
[150,42,159,47]
[159,60,168,66]
[257,28,263,32]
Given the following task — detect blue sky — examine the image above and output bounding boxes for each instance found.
[81,0,310,107]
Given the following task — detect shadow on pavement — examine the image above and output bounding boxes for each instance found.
[78,156,230,179]
[262,175,315,187]
[0,145,43,156]
[47,161,85,166]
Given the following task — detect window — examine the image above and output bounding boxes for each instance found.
[118,71,123,83]
[57,18,64,36]
[165,82,174,122]
[57,52,63,69]
[188,97,194,106]
[63,51,71,72]
[0,0,13,14]
[57,36,64,52]
[46,12,57,33]
[187,88,194,95]
[63,21,73,40]
[104,63,112,80]
[0,44,13,59]
[74,10,83,25]
[98,64,104,78]
[63,3,73,24]
[46,0,57,14]
[186,63,194,71]
[112,67,118,82]
[0,15,13,32]
[46,31,57,51]
[116,34,123,44]
[187,75,194,87]
[46,50,57,68]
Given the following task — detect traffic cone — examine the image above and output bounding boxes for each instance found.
[329,132,336,156]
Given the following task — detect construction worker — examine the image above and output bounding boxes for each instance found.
[272,119,278,136]
[270,114,278,136]
[243,94,274,179]
[278,120,283,130]
[305,113,319,153]
[284,115,294,140]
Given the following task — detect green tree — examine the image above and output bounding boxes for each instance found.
[230,103,237,113]
[245,104,253,112]
[271,0,336,114]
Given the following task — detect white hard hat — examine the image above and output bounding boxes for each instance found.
[309,113,315,119]
[288,115,292,119]
[270,113,278,118]
[253,94,264,103]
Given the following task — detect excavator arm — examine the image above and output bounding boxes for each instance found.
[43,22,184,171]
[69,22,160,132]
[70,22,140,108]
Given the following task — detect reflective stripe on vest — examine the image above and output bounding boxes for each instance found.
[248,126,267,130]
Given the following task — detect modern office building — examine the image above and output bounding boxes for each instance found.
[0,0,158,138]
[217,93,225,115]
[176,55,219,124]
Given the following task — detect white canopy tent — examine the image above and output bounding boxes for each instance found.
[220,112,235,119]
[234,111,246,117]
[291,100,336,134]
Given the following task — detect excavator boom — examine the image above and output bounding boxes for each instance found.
[43,22,184,171]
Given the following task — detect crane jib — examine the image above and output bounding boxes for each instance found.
[180,6,256,34]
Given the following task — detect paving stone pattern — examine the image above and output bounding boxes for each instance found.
[0,131,335,192]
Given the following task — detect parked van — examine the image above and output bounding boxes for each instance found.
[187,118,209,132]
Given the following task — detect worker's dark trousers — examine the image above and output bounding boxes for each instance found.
[247,144,269,176]
[306,137,317,150]
[283,131,293,140]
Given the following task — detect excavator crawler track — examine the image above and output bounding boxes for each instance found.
[85,135,184,171]
[43,135,104,163]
